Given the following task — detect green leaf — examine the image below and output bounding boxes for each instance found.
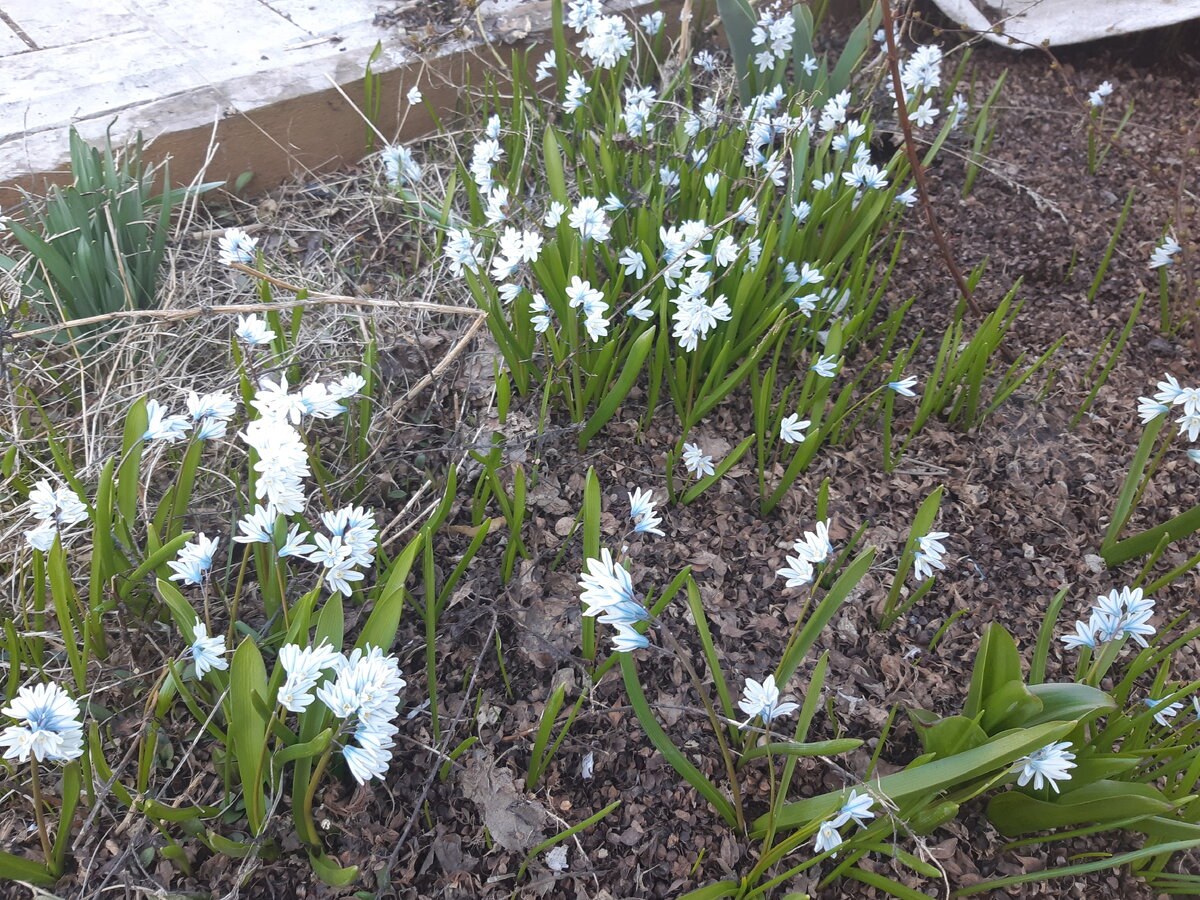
[620,653,738,828]
[117,398,149,530]
[979,680,1043,735]
[911,714,988,758]
[229,638,270,834]
[357,531,422,651]
[156,578,199,639]
[758,721,1076,834]
[578,326,655,449]
[954,838,1200,895]
[713,0,757,101]
[740,738,861,762]
[309,850,359,887]
[1020,682,1116,727]
[0,851,56,885]
[988,780,1176,837]
[964,623,1023,721]
[275,728,335,765]
[678,881,739,900]
[776,549,874,686]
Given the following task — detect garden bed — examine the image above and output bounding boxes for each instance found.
[2,3,1199,898]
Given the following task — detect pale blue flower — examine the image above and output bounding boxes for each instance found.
[189,623,228,678]
[738,674,799,726]
[1015,741,1076,792]
[0,682,84,764]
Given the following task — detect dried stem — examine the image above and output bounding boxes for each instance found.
[879,1,982,317]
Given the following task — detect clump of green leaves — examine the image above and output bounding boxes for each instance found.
[0,128,214,347]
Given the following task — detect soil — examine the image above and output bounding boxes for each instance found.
[9,3,1200,898]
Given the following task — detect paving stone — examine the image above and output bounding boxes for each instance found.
[3,0,140,48]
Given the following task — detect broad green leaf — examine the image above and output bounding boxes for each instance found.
[230,638,270,834]
[0,851,55,885]
[678,881,739,900]
[758,721,1075,834]
[911,714,988,758]
[357,531,422,651]
[1020,682,1116,727]
[964,624,1023,721]
[979,680,1043,735]
[987,780,1175,837]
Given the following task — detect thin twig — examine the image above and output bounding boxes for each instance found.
[9,266,484,341]
[880,0,982,317]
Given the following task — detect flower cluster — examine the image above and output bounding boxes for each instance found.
[381,144,421,188]
[814,789,876,856]
[776,520,833,588]
[1138,372,1200,438]
[24,478,89,551]
[0,682,85,764]
[579,549,649,652]
[1061,586,1155,651]
[144,391,239,443]
[750,4,796,73]
[168,533,220,586]
[273,643,406,783]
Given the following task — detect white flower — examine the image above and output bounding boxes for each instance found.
[888,376,919,397]
[1150,235,1181,269]
[626,297,653,321]
[240,418,311,516]
[1146,696,1185,727]
[801,54,818,75]
[568,197,611,243]
[895,186,918,207]
[543,201,566,229]
[777,554,815,588]
[738,674,799,726]
[628,487,664,536]
[779,414,810,444]
[579,549,637,619]
[910,98,939,128]
[640,10,665,34]
[0,682,84,764]
[793,521,833,566]
[24,522,59,551]
[566,276,605,314]
[681,442,715,478]
[27,479,88,528]
[406,85,422,104]
[381,144,421,187]
[912,531,949,582]
[579,15,633,69]
[1088,80,1113,107]
[619,247,646,279]
[277,641,341,713]
[610,622,649,652]
[143,398,191,443]
[1015,741,1076,792]
[189,623,228,678]
[813,820,843,856]
[564,71,591,113]
[535,49,556,82]
[810,355,839,378]
[566,0,601,30]
[831,789,875,829]
[218,227,257,266]
[168,533,219,586]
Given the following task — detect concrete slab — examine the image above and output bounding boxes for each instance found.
[0,0,658,202]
